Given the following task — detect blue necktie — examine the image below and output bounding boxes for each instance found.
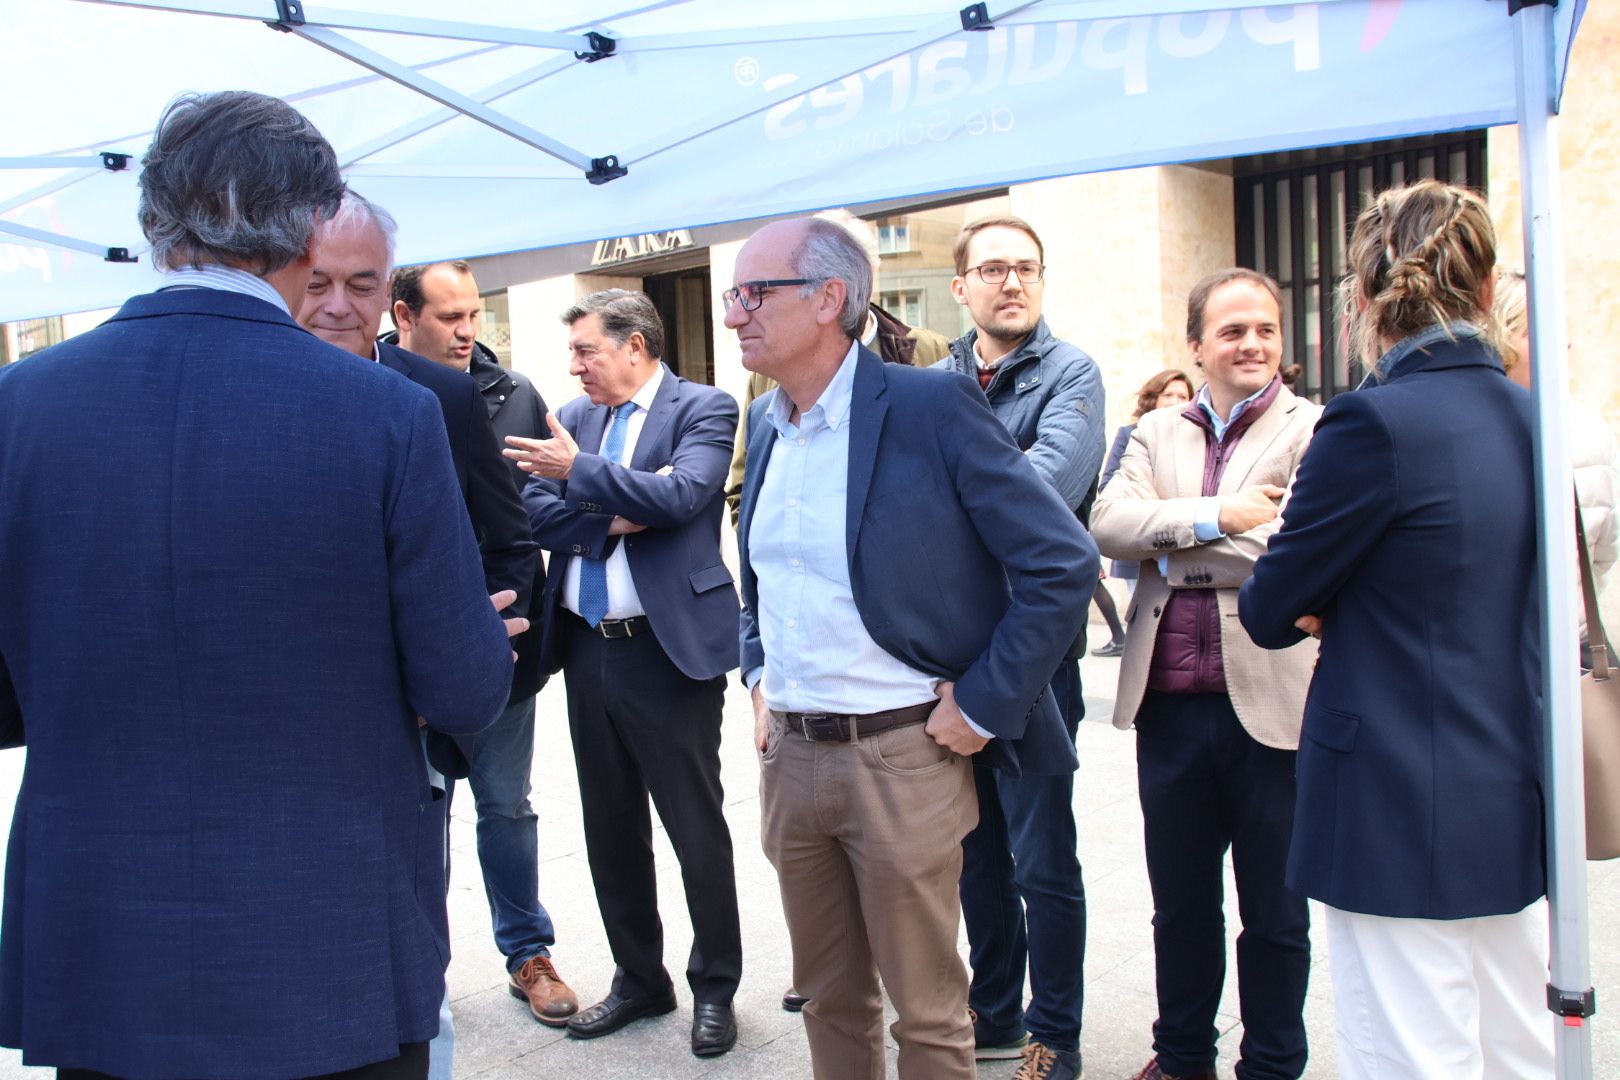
[578,401,637,627]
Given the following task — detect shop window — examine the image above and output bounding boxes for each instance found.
[1235,131,1487,403]
[878,289,925,328]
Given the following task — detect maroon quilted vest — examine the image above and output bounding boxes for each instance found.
[1146,378,1281,694]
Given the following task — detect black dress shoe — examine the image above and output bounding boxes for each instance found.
[781,987,810,1012]
[691,1002,738,1057]
[565,988,678,1039]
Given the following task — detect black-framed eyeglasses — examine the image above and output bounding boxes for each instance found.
[966,261,1045,285]
[722,278,822,312]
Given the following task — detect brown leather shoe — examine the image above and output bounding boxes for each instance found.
[1132,1057,1216,1080]
[509,955,579,1026]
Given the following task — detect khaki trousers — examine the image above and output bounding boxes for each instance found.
[760,713,979,1080]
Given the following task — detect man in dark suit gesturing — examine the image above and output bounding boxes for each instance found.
[0,92,515,1079]
[729,217,1096,1079]
[504,289,744,1059]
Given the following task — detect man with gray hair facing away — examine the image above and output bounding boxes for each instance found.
[0,91,517,1079]
[729,216,1096,1079]
[505,289,743,1059]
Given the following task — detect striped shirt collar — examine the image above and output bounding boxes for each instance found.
[159,263,289,316]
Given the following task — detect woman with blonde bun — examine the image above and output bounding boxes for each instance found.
[1239,181,1555,1079]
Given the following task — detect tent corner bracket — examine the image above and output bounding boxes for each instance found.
[575,32,617,63]
[1508,0,1556,15]
[100,152,131,172]
[266,0,306,33]
[1545,982,1596,1019]
[960,3,993,31]
[104,248,138,264]
[587,156,628,185]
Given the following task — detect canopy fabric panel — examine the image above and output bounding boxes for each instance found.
[0,0,1585,321]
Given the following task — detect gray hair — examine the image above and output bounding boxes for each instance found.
[792,217,872,339]
[811,208,880,276]
[328,191,398,273]
[138,91,345,275]
[562,289,665,360]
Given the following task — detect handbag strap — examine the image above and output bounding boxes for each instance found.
[1575,496,1612,680]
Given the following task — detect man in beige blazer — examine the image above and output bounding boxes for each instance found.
[1091,268,1320,1080]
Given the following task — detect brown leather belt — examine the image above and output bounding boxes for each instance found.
[567,611,650,639]
[775,702,935,743]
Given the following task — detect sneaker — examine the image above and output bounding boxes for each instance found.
[1131,1055,1216,1080]
[1014,1040,1083,1080]
[969,1006,1029,1060]
[1091,639,1127,658]
[509,955,579,1026]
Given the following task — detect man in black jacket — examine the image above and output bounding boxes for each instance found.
[300,205,577,1063]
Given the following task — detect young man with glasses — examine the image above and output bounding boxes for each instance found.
[935,215,1106,1080]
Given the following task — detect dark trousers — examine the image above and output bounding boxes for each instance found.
[1136,690,1310,1080]
[561,616,742,1004]
[959,658,1087,1052]
[59,1042,429,1080]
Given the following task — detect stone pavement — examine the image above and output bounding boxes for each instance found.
[0,642,1616,1078]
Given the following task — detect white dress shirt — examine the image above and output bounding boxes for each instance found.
[746,343,957,721]
[562,364,666,620]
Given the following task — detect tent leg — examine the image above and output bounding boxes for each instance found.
[1513,5,1594,1079]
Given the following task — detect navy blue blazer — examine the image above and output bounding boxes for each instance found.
[738,348,1097,776]
[524,364,741,681]
[377,341,538,618]
[0,289,513,1076]
[377,341,541,776]
[1239,333,1546,920]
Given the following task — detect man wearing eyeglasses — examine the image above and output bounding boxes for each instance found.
[934,216,1106,1080]
[730,217,1096,1079]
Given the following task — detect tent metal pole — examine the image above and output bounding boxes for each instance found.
[76,0,590,50]
[337,53,580,169]
[289,25,597,173]
[0,169,102,218]
[0,220,132,260]
[1512,3,1594,1077]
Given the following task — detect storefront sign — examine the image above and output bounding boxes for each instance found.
[590,229,695,266]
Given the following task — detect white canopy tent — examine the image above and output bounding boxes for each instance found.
[0,0,1598,1072]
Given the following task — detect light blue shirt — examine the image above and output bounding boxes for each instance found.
[562,365,665,620]
[745,343,988,736]
[160,263,290,315]
[1157,380,1275,576]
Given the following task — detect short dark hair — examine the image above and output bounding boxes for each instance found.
[1185,268,1283,342]
[138,91,344,275]
[562,289,665,360]
[390,260,475,317]
[953,215,1045,276]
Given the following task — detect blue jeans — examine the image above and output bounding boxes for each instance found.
[449,695,556,972]
[958,659,1086,1052]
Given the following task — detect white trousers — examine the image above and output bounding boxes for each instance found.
[1325,899,1555,1079]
